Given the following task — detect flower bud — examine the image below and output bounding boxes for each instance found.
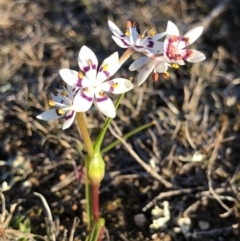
[88,152,105,185]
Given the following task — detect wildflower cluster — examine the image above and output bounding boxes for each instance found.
[37,20,205,128]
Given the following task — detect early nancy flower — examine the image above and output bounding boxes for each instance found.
[129,54,170,86]
[164,21,205,65]
[129,21,206,85]
[59,46,133,118]
[37,81,78,130]
[108,20,165,56]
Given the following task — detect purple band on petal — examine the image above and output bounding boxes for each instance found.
[147,39,154,48]
[99,67,110,78]
[83,66,90,73]
[120,36,131,47]
[96,95,108,102]
[77,78,83,87]
[104,71,110,77]
[64,111,75,120]
[92,64,97,69]
[134,45,143,49]
[81,91,93,102]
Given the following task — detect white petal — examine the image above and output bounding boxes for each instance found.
[73,89,94,112]
[100,78,133,94]
[78,46,98,80]
[137,63,154,86]
[97,52,119,83]
[129,57,151,71]
[59,69,78,86]
[152,32,166,40]
[166,21,179,39]
[180,49,206,63]
[94,93,116,118]
[154,61,169,73]
[62,110,76,129]
[112,36,130,48]
[50,90,69,106]
[151,41,164,51]
[182,26,203,46]
[108,20,124,37]
[131,27,139,43]
[37,109,62,121]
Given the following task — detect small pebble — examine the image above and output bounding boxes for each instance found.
[134,213,147,227]
[198,220,210,230]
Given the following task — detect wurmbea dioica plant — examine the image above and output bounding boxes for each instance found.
[37,19,205,241]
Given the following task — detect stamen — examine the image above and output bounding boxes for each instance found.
[83,87,89,92]
[132,21,137,27]
[51,90,58,96]
[56,108,64,116]
[125,21,132,36]
[152,72,159,81]
[88,59,93,66]
[48,100,55,106]
[99,91,106,97]
[60,80,66,87]
[78,71,84,79]
[103,64,108,71]
[148,25,156,37]
[181,37,190,44]
[169,35,179,43]
[162,72,169,79]
[61,90,67,96]
[172,64,179,69]
[111,82,119,88]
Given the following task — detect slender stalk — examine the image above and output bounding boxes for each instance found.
[75,112,94,230]
[118,48,134,68]
[76,112,93,163]
[92,184,100,223]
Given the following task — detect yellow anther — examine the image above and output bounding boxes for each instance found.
[111,82,119,88]
[83,87,89,92]
[99,91,105,97]
[172,64,179,69]
[103,64,108,71]
[57,108,64,115]
[149,31,156,37]
[148,24,156,37]
[125,29,130,36]
[163,72,169,79]
[78,71,84,79]
[61,90,67,96]
[49,100,55,106]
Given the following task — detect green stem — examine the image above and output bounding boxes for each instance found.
[93,93,125,152]
[101,121,156,154]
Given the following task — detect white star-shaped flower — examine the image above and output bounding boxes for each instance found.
[37,81,78,129]
[164,21,205,65]
[108,20,165,56]
[59,46,133,118]
[129,21,206,85]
